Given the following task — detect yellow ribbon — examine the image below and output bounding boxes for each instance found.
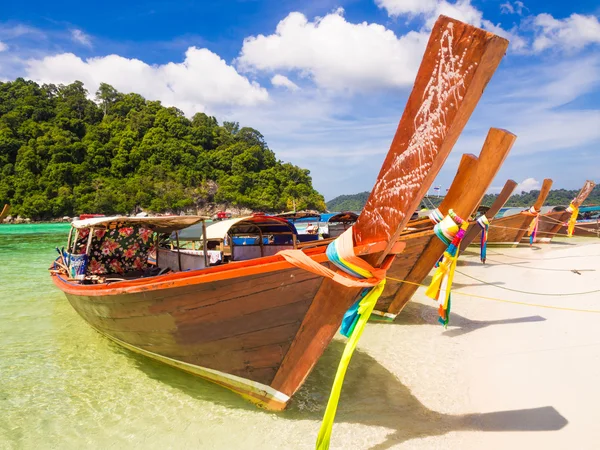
[566,203,578,237]
[425,249,460,313]
[316,280,386,450]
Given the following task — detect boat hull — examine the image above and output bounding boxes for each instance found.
[534,211,569,243]
[53,251,362,410]
[486,212,535,246]
[559,221,600,238]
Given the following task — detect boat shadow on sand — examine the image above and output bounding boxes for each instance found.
[386,301,546,338]
[116,329,565,450]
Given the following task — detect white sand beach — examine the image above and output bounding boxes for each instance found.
[336,236,600,449]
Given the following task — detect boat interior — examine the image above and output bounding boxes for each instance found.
[53,215,301,284]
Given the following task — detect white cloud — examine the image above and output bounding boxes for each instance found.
[500,1,525,15]
[0,41,7,52]
[238,9,428,92]
[25,47,269,114]
[71,29,92,47]
[532,13,600,52]
[373,0,438,17]
[500,2,514,14]
[514,178,541,193]
[271,74,299,91]
[377,0,483,27]
[376,0,526,51]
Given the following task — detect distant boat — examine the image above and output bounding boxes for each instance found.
[0,204,10,222]
[459,179,519,251]
[50,16,508,410]
[534,180,596,243]
[482,179,553,246]
[557,205,600,237]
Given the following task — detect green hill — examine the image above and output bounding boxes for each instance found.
[327,186,600,213]
[326,191,369,211]
[480,185,600,208]
[0,79,325,220]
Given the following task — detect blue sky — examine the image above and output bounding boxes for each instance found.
[1,0,599,200]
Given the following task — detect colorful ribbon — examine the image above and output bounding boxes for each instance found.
[527,206,540,245]
[429,208,444,224]
[426,209,468,326]
[476,215,489,264]
[566,202,578,237]
[278,227,386,450]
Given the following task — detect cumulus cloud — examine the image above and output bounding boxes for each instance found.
[0,41,7,52]
[376,0,526,51]
[238,9,428,92]
[71,29,92,47]
[373,0,438,17]
[515,178,541,193]
[532,13,600,52]
[271,74,299,91]
[25,47,269,114]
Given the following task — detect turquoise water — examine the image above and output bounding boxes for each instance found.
[0,224,409,449]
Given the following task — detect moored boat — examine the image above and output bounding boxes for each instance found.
[51,16,509,410]
[533,180,596,243]
[556,205,600,237]
[484,179,553,246]
[459,179,518,251]
[373,127,516,320]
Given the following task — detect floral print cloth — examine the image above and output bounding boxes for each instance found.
[78,225,155,275]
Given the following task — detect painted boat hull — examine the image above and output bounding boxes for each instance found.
[486,212,536,246]
[533,211,569,243]
[559,221,600,238]
[53,249,362,410]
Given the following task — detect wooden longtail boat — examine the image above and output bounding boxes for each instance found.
[372,127,516,320]
[0,204,10,221]
[459,179,518,251]
[483,179,553,246]
[534,180,596,243]
[51,16,508,410]
[556,205,600,237]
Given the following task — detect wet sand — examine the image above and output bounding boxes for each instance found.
[338,236,600,449]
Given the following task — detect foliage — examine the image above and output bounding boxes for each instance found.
[328,186,600,213]
[480,185,600,208]
[0,79,325,219]
[326,191,370,212]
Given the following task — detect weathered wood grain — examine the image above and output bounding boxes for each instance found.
[354,16,509,267]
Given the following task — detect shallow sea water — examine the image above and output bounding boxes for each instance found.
[0,223,425,450]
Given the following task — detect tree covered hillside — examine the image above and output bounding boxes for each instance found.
[326,191,369,212]
[0,79,325,220]
[327,185,600,213]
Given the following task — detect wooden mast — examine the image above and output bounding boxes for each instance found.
[460,179,517,250]
[353,16,509,266]
[270,17,509,396]
[383,128,516,316]
[0,204,10,222]
[533,179,554,211]
[572,180,596,207]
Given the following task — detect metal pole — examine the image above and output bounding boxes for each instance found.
[202,220,208,267]
[176,231,182,271]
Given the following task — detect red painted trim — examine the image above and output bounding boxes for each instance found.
[52,246,330,296]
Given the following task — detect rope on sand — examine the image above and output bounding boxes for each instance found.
[386,276,600,313]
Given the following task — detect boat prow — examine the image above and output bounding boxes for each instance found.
[51,15,509,410]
